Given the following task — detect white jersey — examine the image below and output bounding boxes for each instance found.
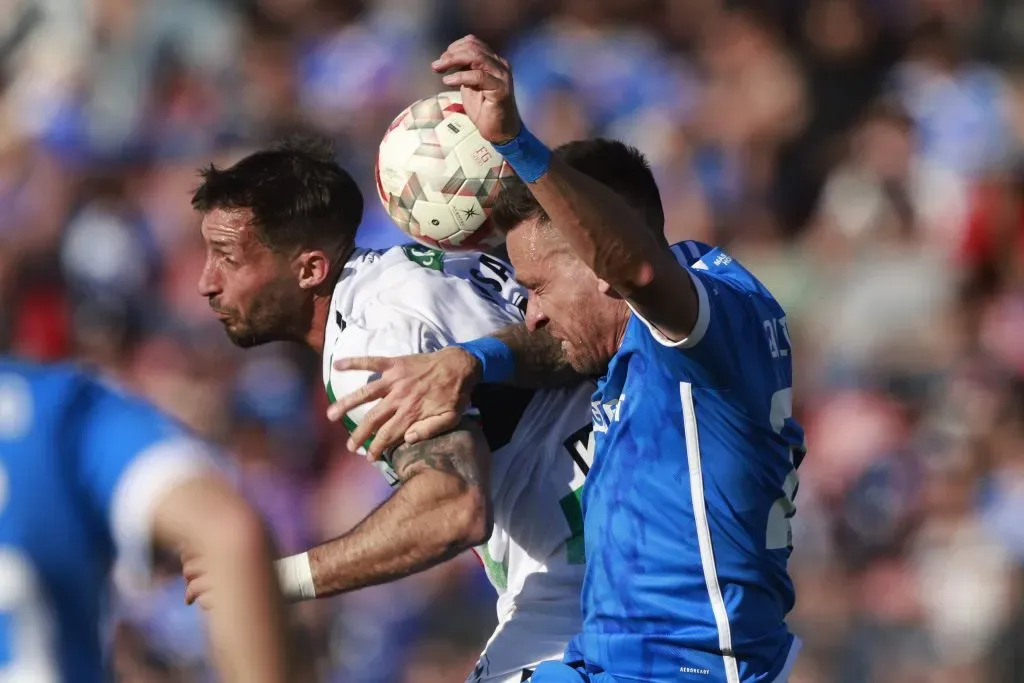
[323,244,592,681]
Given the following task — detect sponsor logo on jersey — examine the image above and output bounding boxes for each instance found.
[401,244,444,271]
[591,394,625,433]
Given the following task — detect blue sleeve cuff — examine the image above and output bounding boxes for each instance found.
[493,125,552,183]
[455,337,516,384]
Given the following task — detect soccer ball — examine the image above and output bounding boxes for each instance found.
[375,91,515,251]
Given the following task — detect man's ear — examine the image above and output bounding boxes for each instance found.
[295,249,331,290]
[597,278,623,300]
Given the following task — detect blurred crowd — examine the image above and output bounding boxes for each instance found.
[2,0,1024,681]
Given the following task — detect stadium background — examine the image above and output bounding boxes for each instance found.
[2,0,1024,681]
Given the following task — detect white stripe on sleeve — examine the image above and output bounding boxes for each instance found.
[110,438,218,587]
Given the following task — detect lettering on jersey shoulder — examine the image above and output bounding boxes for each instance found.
[401,244,444,272]
[469,253,525,314]
[713,252,733,267]
[470,253,512,294]
[591,394,625,433]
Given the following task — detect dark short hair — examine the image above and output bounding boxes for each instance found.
[191,136,364,255]
[492,138,666,244]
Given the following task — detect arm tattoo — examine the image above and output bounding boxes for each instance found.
[493,324,580,387]
[304,418,492,597]
[389,419,484,488]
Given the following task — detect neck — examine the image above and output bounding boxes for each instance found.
[303,245,354,356]
[304,292,333,357]
[612,301,631,352]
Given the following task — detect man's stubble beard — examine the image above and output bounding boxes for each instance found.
[224,286,314,349]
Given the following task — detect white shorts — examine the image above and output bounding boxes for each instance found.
[466,606,580,683]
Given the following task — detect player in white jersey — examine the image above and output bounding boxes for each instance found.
[183,139,593,682]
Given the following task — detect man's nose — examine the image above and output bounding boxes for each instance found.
[525,297,547,332]
[197,262,220,298]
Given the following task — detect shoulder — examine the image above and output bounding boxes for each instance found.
[337,245,522,345]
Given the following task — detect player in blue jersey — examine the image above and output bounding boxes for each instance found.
[0,358,294,683]
[324,35,806,683]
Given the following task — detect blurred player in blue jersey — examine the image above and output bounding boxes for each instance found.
[325,36,806,683]
[0,358,294,683]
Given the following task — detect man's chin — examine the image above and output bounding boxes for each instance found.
[224,325,264,349]
[563,343,607,378]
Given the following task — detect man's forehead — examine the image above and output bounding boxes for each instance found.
[506,220,567,277]
[201,207,256,244]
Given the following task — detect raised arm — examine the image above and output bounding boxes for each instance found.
[190,418,492,602]
[325,322,576,459]
[519,156,698,341]
[433,34,699,342]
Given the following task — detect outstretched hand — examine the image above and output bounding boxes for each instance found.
[326,347,482,460]
[432,34,521,144]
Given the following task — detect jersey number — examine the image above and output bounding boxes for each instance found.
[764,317,792,359]
[559,424,594,565]
[0,464,58,682]
[766,388,801,551]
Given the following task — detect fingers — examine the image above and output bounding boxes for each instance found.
[434,45,506,75]
[346,401,397,454]
[433,35,508,75]
[442,70,505,91]
[184,579,213,609]
[182,558,202,583]
[327,379,389,424]
[405,412,462,444]
[184,579,201,605]
[182,556,204,604]
[365,409,420,460]
[332,356,395,374]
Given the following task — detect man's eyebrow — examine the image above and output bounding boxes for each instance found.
[516,276,538,289]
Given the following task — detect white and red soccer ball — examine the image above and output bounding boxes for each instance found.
[375,91,515,251]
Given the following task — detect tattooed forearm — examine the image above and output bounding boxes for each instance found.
[305,419,492,598]
[389,421,485,488]
[493,323,580,387]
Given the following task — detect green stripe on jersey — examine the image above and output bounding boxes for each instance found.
[479,545,508,590]
[559,488,586,565]
[325,374,375,452]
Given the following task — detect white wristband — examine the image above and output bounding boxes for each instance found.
[274,552,316,602]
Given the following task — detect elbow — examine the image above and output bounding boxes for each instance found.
[451,487,493,549]
[601,258,656,296]
[628,260,657,291]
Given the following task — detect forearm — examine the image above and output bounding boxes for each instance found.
[155,478,291,683]
[302,423,491,598]
[492,324,579,388]
[306,471,486,597]
[202,521,292,683]
[528,155,663,294]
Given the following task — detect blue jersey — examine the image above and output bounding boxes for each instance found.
[570,242,805,683]
[0,359,213,682]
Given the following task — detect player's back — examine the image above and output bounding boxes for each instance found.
[577,242,805,683]
[0,361,112,682]
[0,359,205,683]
